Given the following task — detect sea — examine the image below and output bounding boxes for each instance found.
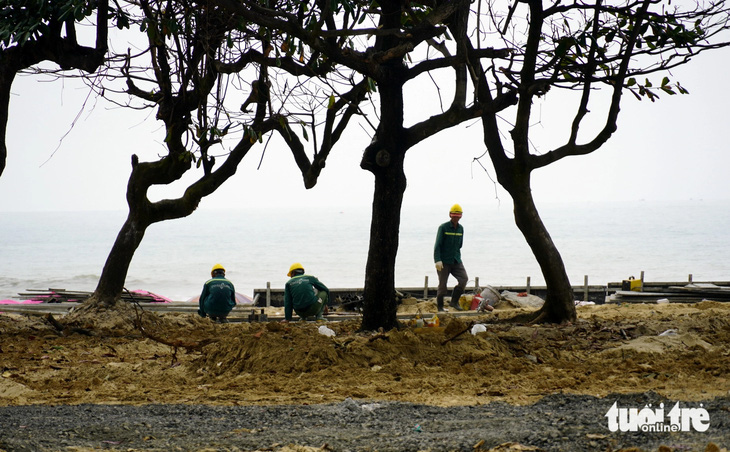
[2,200,729,302]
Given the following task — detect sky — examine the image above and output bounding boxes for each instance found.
[1,42,730,214]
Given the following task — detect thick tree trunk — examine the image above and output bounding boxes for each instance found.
[509,181,577,324]
[358,10,409,328]
[361,156,407,331]
[92,212,150,307]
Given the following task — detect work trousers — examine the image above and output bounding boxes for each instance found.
[436,262,468,297]
[296,290,328,319]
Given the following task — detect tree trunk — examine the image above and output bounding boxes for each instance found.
[91,212,150,307]
[360,56,407,331]
[509,180,577,324]
[0,66,14,177]
[361,155,407,331]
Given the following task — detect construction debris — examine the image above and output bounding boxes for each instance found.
[248,308,268,322]
[608,283,730,304]
[14,289,172,304]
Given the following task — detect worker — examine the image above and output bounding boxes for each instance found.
[283,263,330,322]
[434,204,468,312]
[198,264,236,323]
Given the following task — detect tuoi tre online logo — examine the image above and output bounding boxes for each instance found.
[606,401,710,433]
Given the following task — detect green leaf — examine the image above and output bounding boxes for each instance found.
[554,37,572,59]
[117,16,129,30]
[328,94,335,109]
[367,77,378,93]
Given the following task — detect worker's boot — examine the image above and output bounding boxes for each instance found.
[436,295,445,312]
[450,287,464,311]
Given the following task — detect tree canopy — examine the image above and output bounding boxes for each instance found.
[0,0,131,176]
[466,0,730,322]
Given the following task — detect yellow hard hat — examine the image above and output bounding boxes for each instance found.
[211,263,225,276]
[450,204,463,214]
[287,262,304,277]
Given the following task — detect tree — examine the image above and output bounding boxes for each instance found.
[0,0,271,308]
[211,0,730,329]
[89,0,280,306]
[91,0,364,306]
[467,0,730,323]
[2,0,369,309]
[212,0,517,330]
[0,0,127,176]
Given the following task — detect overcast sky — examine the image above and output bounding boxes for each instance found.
[2,44,729,214]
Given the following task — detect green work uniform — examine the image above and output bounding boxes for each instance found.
[284,274,330,321]
[434,221,464,265]
[198,275,236,317]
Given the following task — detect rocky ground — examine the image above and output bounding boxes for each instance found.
[1,300,729,451]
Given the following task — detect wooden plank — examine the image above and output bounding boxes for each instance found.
[1,301,490,321]
[253,284,610,306]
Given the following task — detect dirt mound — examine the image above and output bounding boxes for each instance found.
[1,302,730,407]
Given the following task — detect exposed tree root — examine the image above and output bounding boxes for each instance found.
[44,313,93,336]
[526,306,576,325]
[134,316,217,352]
[529,310,549,325]
[65,296,135,322]
[127,299,218,367]
[441,321,475,345]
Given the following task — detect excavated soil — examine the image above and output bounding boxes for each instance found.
[1,301,729,451]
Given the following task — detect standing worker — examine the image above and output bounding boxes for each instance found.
[434,204,468,312]
[283,263,330,322]
[198,264,237,323]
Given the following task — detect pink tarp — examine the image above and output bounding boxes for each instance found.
[127,290,173,303]
[0,299,45,305]
[1,290,174,304]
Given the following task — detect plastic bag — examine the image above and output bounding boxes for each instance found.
[471,324,487,335]
[318,325,335,337]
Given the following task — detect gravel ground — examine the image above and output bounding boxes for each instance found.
[0,393,728,451]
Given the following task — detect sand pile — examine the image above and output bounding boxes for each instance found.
[1,301,729,407]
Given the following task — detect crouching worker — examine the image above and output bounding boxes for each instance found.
[198,264,236,323]
[283,263,330,322]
